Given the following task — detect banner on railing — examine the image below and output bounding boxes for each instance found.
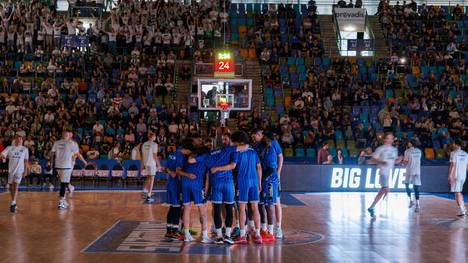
[334,8,366,22]
[347,39,374,51]
[62,35,89,48]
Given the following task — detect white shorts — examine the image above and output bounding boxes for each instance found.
[379,173,389,188]
[404,173,421,186]
[143,166,156,176]
[451,177,466,193]
[8,172,23,184]
[57,169,73,183]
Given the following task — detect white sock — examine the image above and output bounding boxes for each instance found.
[225,227,232,237]
[240,229,246,237]
[202,230,208,238]
[255,229,261,236]
[216,228,223,238]
[236,221,240,228]
[143,188,148,193]
[276,222,282,229]
[416,200,420,206]
[261,223,267,231]
[249,220,255,228]
[268,225,274,234]
[11,201,16,205]
[184,229,190,236]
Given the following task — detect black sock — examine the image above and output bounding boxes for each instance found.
[405,184,411,198]
[225,204,233,229]
[59,182,69,198]
[414,185,420,200]
[173,206,181,227]
[214,203,223,229]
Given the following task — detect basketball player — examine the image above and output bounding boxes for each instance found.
[448,140,468,216]
[258,131,280,242]
[190,138,241,244]
[230,131,263,244]
[0,134,29,213]
[253,129,284,239]
[402,140,422,212]
[367,132,402,218]
[141,131,161,203]
[51,130,87,210]
[181,148,212,243]
[164,138,193,240]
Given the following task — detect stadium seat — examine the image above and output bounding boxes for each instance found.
[306,148,316,158]
[284,148,294,157]
[435,149,446,159]
[424,148,435,160]
[295,148,305,157]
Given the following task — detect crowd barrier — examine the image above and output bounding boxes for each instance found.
[9,160,453,193]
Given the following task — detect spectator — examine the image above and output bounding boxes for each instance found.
[317,143,329,164]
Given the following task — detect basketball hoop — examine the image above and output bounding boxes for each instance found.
[217,101,231,126]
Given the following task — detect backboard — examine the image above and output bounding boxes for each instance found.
[197,78,252,111]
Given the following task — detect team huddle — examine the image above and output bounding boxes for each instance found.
[141,129,284,244]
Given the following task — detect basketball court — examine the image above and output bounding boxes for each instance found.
[1,190,467,263]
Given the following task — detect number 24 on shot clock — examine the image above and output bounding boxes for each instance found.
[214,50,234,78]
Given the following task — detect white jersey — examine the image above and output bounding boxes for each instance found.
[404,147,422,175]
[372,144,398,176]
[141,141,158,167]
[52,139,79,169]
[1,145,29,174]
[450,149,468,180]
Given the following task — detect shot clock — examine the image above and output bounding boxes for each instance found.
[214,50,235,78]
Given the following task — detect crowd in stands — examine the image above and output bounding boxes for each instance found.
[0,0,467,172]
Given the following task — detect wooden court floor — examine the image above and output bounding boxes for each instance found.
[0,190,467,263]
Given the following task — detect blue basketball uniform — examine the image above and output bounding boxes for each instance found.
[271,139,283,197]
[165,150,184,207]
[182,154,208,205]
[205,146,238,204]
[260,144,279,205]
[235,148,260,203]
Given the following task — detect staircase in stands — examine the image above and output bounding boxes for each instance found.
[318,15,340,58]
[174,60,193,109]
[367,16,390,59]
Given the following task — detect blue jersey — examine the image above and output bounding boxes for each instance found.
[182,154,208,189]
[166,150,185,188]
[205,146,238,184]
[260,145,279,183]
[236,148,260,188]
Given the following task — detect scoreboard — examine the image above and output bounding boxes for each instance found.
[214,50,235,78]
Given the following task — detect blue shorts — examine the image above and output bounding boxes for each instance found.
[182,183,205,205]
[166,184,181,207]
[211,181,235,204]
[238,185,260,203]
[260,180,278,205]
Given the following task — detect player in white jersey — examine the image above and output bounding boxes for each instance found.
[448,140,468,216]
[0,134,29,213]
[367,132,402,218]
[403,140,422,212]
[51,130,87,209]
[141,131,161,203]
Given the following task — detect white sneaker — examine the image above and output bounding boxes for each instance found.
[58,201,68,210]
[409,200,414,208]
[275,227,284,239]
[201,236,213,244]
[415,205,420,213]
[68,184,75,197]
[184,234,195,242]
[457,208,466,217]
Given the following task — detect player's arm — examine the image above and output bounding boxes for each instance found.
[23,158,29,177]
[204,172,210,194]
[75,150,87,166]
[368,148,386,165]
[448,152,456,184]
[0,147,9,161]
[176,167,195,179]
[257,163,262,192]
[395,155,403,165]
[277,153,283,177]
[210,162,237,174]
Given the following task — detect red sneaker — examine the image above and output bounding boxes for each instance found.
[260,230,271,242]
[235,236,248,245]
[164,231,174,240]
[253,235,263,244]
[172,231,185,241]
